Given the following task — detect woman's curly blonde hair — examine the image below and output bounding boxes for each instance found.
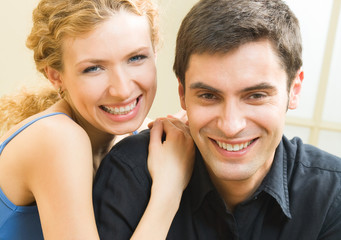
[0,84,59,136]
[0,0,159,136]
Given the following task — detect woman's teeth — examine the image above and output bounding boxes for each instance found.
[216,139,254,152]
[101,100,137,115]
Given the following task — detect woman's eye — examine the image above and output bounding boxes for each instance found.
[83,65,102,73]
[129,55,147,63]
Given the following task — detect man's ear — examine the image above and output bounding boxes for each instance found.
[178,79,187,110]
[288,69,304,110]
[45,66,63,90]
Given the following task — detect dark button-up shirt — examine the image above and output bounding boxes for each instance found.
[93,130,341,239]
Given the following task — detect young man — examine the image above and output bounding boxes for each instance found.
[93,0,341,239]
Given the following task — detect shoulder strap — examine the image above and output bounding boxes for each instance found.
[0,112,71,154]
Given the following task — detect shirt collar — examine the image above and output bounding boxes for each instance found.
[260,136,292,218]
[188,137,292,219]
[188,147,217,213]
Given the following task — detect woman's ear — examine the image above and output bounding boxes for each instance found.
[178,79,187,110]
[288,69,304,110]
[45,66,63,90]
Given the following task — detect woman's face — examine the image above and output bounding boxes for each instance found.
[59,10,157,135]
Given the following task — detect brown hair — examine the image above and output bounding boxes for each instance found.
[173,0,302,91]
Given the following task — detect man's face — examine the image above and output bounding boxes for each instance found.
[179,39,302,184]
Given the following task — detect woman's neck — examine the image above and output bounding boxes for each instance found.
[53,100,116,173]
[88,129,116,173]
[75,117,116,173]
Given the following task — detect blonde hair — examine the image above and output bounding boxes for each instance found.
[0,84,59,136]
[27,0,159,76]
[0,0,159,136]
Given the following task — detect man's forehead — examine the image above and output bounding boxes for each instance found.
[184,41,286,88]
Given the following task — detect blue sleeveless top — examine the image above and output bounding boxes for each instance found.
[0,112,69,240]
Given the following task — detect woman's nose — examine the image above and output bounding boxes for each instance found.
[108,67,133,100]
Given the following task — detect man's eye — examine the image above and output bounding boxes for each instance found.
[199,93,216,100]
[249,93,267,99]
[129,55,147,63]
[83,65,102,73]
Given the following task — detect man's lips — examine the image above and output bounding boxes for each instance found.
[215,138,257,152]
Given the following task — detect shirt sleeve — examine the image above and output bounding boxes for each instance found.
[93,130,152,240]
[318,188,341,239]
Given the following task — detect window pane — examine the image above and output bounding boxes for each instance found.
[323,12,341,123]
[284,125,310,143]
[284,0,334,119]
[318,130,341,157]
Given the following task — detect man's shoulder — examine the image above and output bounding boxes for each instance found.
[109,129,150,167]
[93,130,152,238]
[284,136,341,172]
[281,137,341,237]
[96,130,150,178]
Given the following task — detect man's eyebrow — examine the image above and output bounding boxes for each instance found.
[189,82,221,93]
[189,82,276,93]
[241,82,276,93]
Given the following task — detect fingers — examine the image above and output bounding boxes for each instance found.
[163,118,191,138]
[149,119,163,148]
[138,117,153,131]
[147,116,195,193]
[148,110,188,129]
[149,118,191,146]
[167,109,188,123]
[148,117,166,129]
[147,121,154,129]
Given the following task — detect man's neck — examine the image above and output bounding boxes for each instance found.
[208,159,273,212]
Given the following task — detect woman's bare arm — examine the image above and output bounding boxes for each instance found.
[131,118,195,239]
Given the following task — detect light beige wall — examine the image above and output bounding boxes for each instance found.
[150,0,199,118]
[0,0,44,95]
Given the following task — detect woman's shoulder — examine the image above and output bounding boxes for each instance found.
[2,111,91,164]
[31,111,85,137]
[29,112,90,155]
[9,111,81,137]
[0,111,92,206]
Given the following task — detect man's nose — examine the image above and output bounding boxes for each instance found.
[216,100,246,137]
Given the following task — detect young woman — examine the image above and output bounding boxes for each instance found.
[0,0,194,239]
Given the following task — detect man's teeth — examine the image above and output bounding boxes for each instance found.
[216,140,254,152]
[101,101,137,115]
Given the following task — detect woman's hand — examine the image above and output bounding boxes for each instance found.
[131,118,194,240]
[148,109,188,129]
[166,109,188,125]
[148,117,195,196]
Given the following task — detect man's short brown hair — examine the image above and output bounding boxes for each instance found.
[174,0,302,91]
